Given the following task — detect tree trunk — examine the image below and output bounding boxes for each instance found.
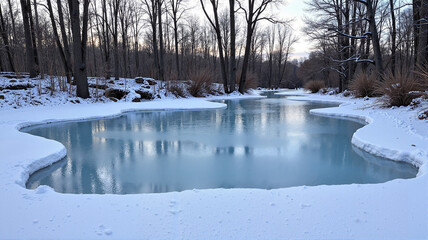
[7,0,17,46]
[390,0,396,75]
[27,0,39,74]
[238,11,253,94]
[200,0,228,92]
[173,13,180,78]
[90,19,98,76]
[367,0,384,76]
[101,0,111,79]
[134,41,139,75]
[149,0,160,79]
[112,0,120,80]
[343,0,350,89]
[120,4,128,78]
[20,0,37,77]
[349,1,357,77]
[416,0,428,67]
[158,0,165,81]
[47,0,69,80]
[33,0,44,77]
[0,4,15,72]
[229,0,236,92]
[68,0,90,98]
[57,0,73,83]
[413,0,420,66]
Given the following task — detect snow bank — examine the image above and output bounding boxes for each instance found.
[0,89,427,239]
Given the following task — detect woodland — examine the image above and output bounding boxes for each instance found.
[0,0,427,100]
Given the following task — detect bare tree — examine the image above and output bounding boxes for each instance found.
[130,0,144,76]
[0,3,15,72]
[94,0,112,79]
[229,0,236,91]
[68,0,90,98]
[20,0,37,77]
[276,24,296,88]
[109,0,121,80]
[237,0,278,93]
[168,0,187,79]
[266,25,275,88]
[389,0,397,75]
[33,0,44,77]
[158,0,165,81]
[57,0,73,82]
[7,0,18,46]
[142,0,161,79]
[200,0,229,92]
[46,0,72,82]
[362,0,384,76]
[28,0,39,74]
[119,1,131,78]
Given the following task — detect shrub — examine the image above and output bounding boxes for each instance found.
[235,72,259,92]
[349,71,378,97]
[188,70,214,97]
[167,83,187,98]
[377,71,425,107]
[304,80,325,93]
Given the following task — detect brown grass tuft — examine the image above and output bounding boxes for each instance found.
[377,71,425,107]
[188,70,214,97]
[167,83,187,98]
[349,71,378,98]
[414,65,428,91]
[235,72,259,92]
[304,80,325,93]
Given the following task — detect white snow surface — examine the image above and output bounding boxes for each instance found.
[0,87,428,239]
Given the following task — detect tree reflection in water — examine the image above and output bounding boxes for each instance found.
[25,94,417,194]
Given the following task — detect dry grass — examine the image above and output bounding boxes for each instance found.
[377,71,425,107]
[349,71,378,98]
[304,80,325,93]
[167,83,187,98]
[188,70,214,97]
[235,72,259,92]
[414,65,428,91]
[244,72,259,92]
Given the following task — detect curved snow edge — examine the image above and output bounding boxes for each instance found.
[309,103,427,178]
[17,146,67,188]
[12,101,228,189]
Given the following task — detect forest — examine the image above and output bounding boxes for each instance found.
[0,0,427,99]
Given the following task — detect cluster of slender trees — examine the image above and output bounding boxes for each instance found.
[0,0,299,98]
[301,0,427,91]
[2,0,424,98]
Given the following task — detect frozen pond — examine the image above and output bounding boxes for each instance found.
[25,93,417,194]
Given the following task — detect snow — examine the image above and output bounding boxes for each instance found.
[0,84,428,239]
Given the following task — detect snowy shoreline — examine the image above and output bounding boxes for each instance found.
[281,93,427,174]
[0,90,427,239]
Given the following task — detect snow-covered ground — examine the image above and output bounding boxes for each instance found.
[0,79,427,239]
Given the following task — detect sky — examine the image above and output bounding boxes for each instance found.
[193,0,312,61]
[280,0,313,60]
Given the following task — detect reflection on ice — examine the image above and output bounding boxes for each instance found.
[25,93,417,194]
